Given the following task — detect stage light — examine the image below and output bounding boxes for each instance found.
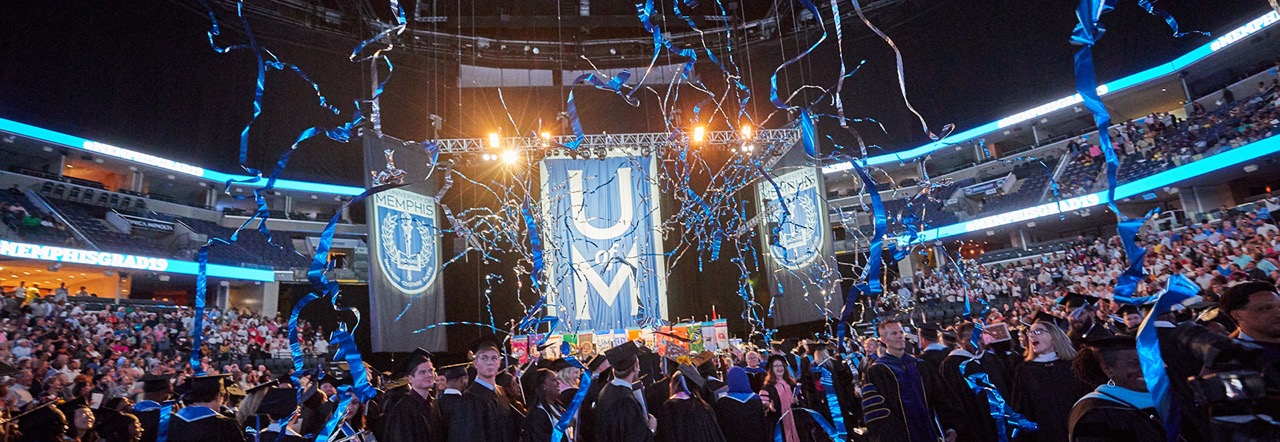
[501,150,520,164]
[742,144,755,153]
[489,132,500,148]
[692,125,706,144]
[740,124,753,140]
[541,131,552,140]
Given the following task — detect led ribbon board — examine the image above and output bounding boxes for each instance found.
[0,239,275,282]
[540,154,667,331]
[900,133,1280,245]
[0,118,365,196]
[822,10,1280,173]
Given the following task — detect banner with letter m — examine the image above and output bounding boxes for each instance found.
[540,154,667,331]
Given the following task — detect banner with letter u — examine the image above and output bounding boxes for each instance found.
[541,154,667,331]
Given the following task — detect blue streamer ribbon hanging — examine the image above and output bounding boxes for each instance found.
[1136,0,1207,37]
[1133,275,1199,442]
[1112,209,1160,303]
[1071,0,1122,216]
[818,366,847,439]
[551,356,592,442]
[957,360,1039,441]
[155,401,174,442]
[836,162,885,348]
[564,71,640,150]
[770,0,827,110]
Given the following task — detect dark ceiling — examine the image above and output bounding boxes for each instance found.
[0,0,1273,186]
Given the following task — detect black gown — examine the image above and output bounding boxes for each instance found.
[1010,359,1090,442]
[448,382,523,442]
[131,400,163,442]
[166,405,248,442]
[521,402,566,442]
[860,353,946,442]
[382,389,446,442]
[576,371,612,442]
[438,390,464,436]
[654,396,725,442]
[593,382,654,442]
[1067,397,1165,441]
[939,352,1014,442]
[712,395,768,442]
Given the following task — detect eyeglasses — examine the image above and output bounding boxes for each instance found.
[1029,329,1048,336]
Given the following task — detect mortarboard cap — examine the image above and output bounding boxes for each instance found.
[1116,305,1141,317]
[439,361,471,381]
[1032,311,1069,330]
[604,341,640,372]
[547,358,574,373]
[178,373,232,399]
[245,379,280,395]
[1057,293,1097,309]
[140,373,174,394]
[585,355,607,372]
[256,387,299,420]
[17,402,66,439]
[917,324,941,341]
[400,347,434,376]
[57,396,90,417]
[468,336,505,355]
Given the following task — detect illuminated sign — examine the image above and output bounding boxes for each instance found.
[900,133,1280,245]
[1210,11,1279,52]
[82,141,205,177]
[964,194,1102,232]
[822,10,1278,174]
[0,239,275,282]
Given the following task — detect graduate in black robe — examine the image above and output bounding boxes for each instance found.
[859,320,946,442]
[712,367,768,442]
[654,372,725,442]
[1011,319,1091,442]
[593,342,655,442]
[437,362,470,436]
[167,374,248,442]
[521,368,567,442]
[916,325,951,375]
[449,337,523,442]
[383,348,446,442]
[132,373,174,442]
[939,322,1014,442]
[1067,336,1166,442]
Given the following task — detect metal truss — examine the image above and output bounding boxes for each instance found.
[418,128,802,155]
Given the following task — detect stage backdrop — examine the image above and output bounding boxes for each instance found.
[364,135,446,352]
[540,153,668,331]
[756,166,840,326]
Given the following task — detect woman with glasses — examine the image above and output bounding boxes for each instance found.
[1010,315,1091,442]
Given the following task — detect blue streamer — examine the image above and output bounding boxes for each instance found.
[1071,0,1122,216]
[770,0,827,110]
[1133,275,1199,442]
[818,366,847,439]
[773,407,839,442]
[551,356,592,442]
[1136,0,1207,38]
[957,360,1039,441]
[836,162,885,348]
[799,109,819,158]
[156,401,174,442]
[1113,209,1160,303]
[563,71,639,150]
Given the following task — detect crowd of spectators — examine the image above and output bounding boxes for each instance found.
[0,295,330,417]
[1056,78,1279,199]
[1,188,76,247]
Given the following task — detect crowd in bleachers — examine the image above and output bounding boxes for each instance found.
[0,186,77,247]
[1055,78,1280,199]
[903,197,1280,324]
[0,294,330,413]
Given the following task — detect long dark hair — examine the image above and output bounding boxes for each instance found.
[526,368,558,408]
[762,355,794,388]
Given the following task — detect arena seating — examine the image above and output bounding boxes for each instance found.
[42,198,170,257]
[151,212,311,269]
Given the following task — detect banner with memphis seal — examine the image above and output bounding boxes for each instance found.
[756,166,839,326]
[540,154,668,331]
[364,136,446,352]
